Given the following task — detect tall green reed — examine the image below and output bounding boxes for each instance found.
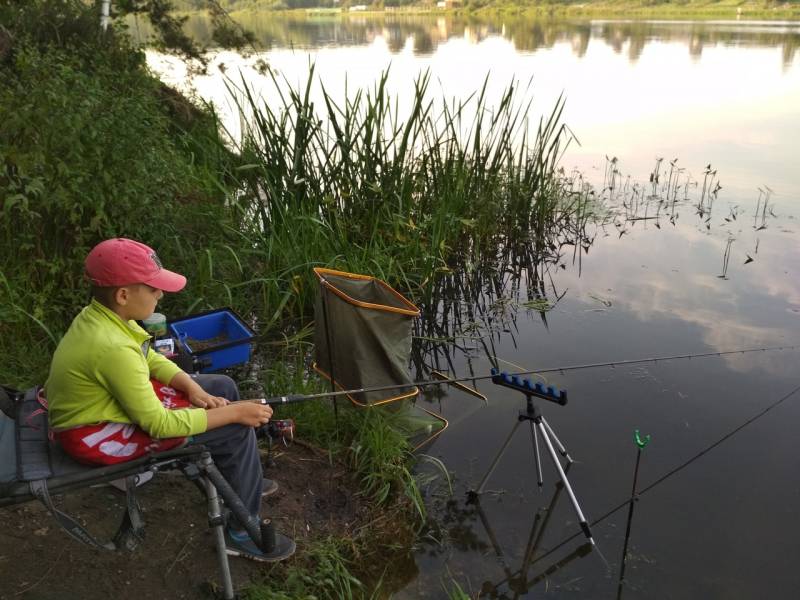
[222,67,585,320]
[2,34,587,401]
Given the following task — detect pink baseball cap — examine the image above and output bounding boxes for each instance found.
[85,238,186,292]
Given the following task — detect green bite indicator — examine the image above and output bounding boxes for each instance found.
[634,429,651,449]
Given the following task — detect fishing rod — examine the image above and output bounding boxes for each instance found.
[248,344,800,406]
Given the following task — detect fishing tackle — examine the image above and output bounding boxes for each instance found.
[491,368,568,405]
[518,381,800,574]
[618,429,650,599]
[469,369,594,545]
[248,344,799,406]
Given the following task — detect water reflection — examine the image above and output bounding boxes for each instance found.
[405,156,799,474]
[131,13,800,67]
[397,156,799,597]
[410,186,590,401]
[469,483,594,599]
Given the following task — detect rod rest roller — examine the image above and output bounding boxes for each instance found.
[260,519,276,553]
[490,368,568,406]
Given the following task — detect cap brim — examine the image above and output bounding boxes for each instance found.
[144,269,187,293]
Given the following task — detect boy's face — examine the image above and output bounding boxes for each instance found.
[115,284,164,321]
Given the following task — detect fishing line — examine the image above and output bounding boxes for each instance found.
[485,353,549,385]
[259,344,800,405]
[504,381,800,580]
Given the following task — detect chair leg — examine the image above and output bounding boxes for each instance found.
[201,474,235,600]
[200,456,264,548]
[198,452,295,562]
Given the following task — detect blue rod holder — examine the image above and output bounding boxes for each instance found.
[490,368,568,406]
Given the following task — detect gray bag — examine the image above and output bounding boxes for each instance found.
[0,411,15,484]
[1,385,51,486]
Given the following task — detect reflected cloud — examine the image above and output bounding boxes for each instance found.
[567,194,800,375]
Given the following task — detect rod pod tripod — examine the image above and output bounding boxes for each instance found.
[469,370,595,545]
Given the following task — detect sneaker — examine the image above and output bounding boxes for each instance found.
[261,477,278,497]
[225,528,295,563]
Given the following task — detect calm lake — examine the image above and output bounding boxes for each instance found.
[147,14,800,598]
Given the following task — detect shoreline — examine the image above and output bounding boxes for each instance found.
[263,4,800,21]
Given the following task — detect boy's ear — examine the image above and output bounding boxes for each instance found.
[114,286,131,306]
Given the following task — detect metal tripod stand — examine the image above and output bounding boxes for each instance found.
[469,393,594,545]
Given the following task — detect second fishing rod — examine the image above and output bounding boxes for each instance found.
[240,344,800,406]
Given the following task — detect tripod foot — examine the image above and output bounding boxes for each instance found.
[580,521,594,544]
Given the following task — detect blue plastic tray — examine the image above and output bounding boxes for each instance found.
[168,308,255,372]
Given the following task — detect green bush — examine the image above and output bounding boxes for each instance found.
[0,40,236,385]
[0,0,145,71]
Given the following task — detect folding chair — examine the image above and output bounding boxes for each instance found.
[0,385,293,599]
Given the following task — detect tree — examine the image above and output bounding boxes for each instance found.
[0,0,262,75]
[112,0,256,62]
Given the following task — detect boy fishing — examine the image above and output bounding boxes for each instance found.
[45,237,292,561]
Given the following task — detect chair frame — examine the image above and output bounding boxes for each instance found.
[1,385,289,600]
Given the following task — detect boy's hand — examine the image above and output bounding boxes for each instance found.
[168,372,229,409]
[235,402,273,427]
[188,389,228,409]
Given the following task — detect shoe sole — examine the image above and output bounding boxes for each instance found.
[261,479,279,497]
[225,533,296,563]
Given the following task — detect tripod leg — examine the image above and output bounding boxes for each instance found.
[472,420,523,495]
[536,421,594,544]
[541,417,573,464]
[529,421,543,488]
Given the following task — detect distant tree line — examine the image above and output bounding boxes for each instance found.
[171,0,425,9]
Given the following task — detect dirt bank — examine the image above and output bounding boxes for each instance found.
[0,441,365,600]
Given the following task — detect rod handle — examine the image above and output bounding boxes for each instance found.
[241,395,307,406]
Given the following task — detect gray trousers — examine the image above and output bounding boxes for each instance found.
[188,374,263,527]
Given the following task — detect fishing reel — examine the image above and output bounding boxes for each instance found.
[257,418,295,468]
[256,419,294,445]
[266,419,295,445]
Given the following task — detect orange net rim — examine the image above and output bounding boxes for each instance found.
[313,267,420,317]
[312,363,419,406]
[312,364,448,452]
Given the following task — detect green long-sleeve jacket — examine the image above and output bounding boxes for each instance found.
[46,299,207,438]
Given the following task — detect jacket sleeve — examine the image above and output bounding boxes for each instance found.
[97,345,207,438]
[146,347,183,384]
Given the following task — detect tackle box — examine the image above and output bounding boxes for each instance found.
[168,308,256,372]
